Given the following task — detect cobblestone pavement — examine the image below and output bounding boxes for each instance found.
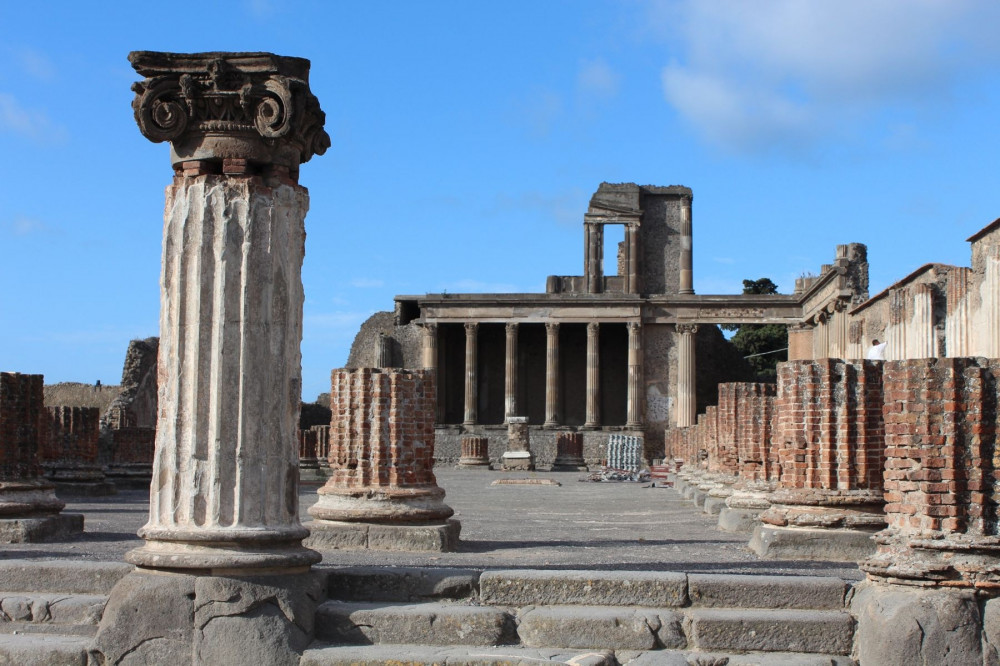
[0,469,864,580]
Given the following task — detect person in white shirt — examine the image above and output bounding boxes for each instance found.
[866,339,887,360]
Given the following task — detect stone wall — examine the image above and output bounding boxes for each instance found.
[104,338,158,430]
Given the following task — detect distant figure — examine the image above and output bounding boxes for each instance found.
[95,379,102,392]
[866,339,887,361]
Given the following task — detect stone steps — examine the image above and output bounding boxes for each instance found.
[312,568,858,663]
[0,632,91,665]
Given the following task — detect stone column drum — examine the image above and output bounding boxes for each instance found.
[307,368,460,552]
[458,435,491,468]
[123,51,330,573]
[0,373,83,541]
[40,406,115,496]
[501,417,535,470]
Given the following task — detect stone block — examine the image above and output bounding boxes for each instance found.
[300,644,618,666]
[749,524,875,561]
[367,520,461,552]
[0,560,131,594]
[0,513,83,544]
[685,608,854,654]
[686,574,848,610]
[324,566,478,602]
[479,570,688,607]
[0,634,89,666]
[315,600,515,645]
[702,495,727,515]
[303,521,369,550]
[517,605,683,650]
[717,507,762,533]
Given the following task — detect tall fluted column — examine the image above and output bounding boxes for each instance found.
[587,224,604,294]
[125,51,330,571]
[585,322,601,428]
[676,324,698,427]
[463,323,478,425]
[626,224,640,294]
[422,323,442,423]
[679,196,694,295]
[504,322,518,421]
[626,321,643,428]
[544,322,560,427]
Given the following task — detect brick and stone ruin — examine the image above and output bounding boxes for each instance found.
[7,49,1000,664]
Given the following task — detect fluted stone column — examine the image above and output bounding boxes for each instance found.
[504,322,518,422]
[679,196,694,295]
[422,323,438,371]
[125,51,330,572]
[463,323,478,426]
[585,322,601,428]
[544,322,560,427]
[586,224,604,294]
[625,225,640,294]
[676,324,698,427]
[626,321,643,429]
[375,333,393,368]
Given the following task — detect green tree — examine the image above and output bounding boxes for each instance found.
[722,278,788,382]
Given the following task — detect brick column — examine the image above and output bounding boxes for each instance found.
[719,384,778,533]
[676,324,698,427]
[750,359,886,560]
[0,373,82,541]
[552,432,587,471]
[125,51,330,572]
[544,322,560,427]
[626,321,643,429]
[463,323,478,426]
[458,436,490,468]
[585,322,601,428]
[41,406,114,496]
[701,383,742,515]
[504,322,518,422]
[308,368,459,551]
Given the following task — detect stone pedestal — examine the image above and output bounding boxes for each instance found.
[551,432,587,471]
[124,50,330,574]
[501,417,534,471]
[307,368,459,552]
[40,406,116,496]
[0,373,83,542]
[458,435,491,468]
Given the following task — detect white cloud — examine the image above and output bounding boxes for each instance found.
[486,189,586,227]
[578,58,620,100]
[0,93,67,142]
[509,87,563,138]
[654,0,1000,154]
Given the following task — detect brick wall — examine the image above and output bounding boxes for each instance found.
[734,383,777,482]
[298,428,320,460]
[714,384,739,476]
[327,368,437,489]
[111,427,155,465]
[41,406,100,464]
[773,359,884,492]
[0,372,44,481]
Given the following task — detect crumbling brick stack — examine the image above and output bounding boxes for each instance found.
[751,359,885,559]
[701,384,744,513]
[40,406,114,496]
[307,368,459,551]
[552,432,587,471]
[0,373,82,541]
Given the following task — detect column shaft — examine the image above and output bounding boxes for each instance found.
[463,323,478,425]
[585,322,601,428]
[422,323,442,423]
[626,321,643,428]
[544,323,560,426]
[676,324,698,427]
[504,322,518,421]
[679,197,694,295]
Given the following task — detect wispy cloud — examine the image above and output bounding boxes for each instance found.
[5,215,53,237]
[485,188,587,227]
[577,58,620,100]
[712,256,735,265]
[12,47,55,81]
[508,87,563,138]
[349,278,385,288]
[651,0,1000,156]
[0,93,67,143]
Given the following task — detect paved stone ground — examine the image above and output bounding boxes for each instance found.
[0,469,864,580]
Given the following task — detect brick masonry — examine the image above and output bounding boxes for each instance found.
[40,406,100,465]
[0,373,45,481]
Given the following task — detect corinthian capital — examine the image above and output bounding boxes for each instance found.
[129,51,330,173]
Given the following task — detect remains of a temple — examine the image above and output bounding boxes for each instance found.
[101,337,158,471]
[750,359,885,560]
[852,357,1000,665]
[458,435,491,468]
[298,428,326,484]
[40,406,115,496]
[0,373,83,542]
[93,51,331,665]
[501,416,535,471]
[551,432,587,471]
[306,368,460,551]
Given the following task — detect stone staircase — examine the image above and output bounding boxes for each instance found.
[0,560,131,665]
[303,567,858,665]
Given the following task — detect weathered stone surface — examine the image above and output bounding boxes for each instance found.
[685,608,853,654]
[479,570,688,607]
[621,651,855,666]
[306,519,461,552]
[749,524,875,561]
[0,634,89,666]
[300,644,618,666]
[0,513,83,544]
[852,582,984,666]
[717,506,762,533]
[686,574,848,610]
[517,605,683,650]
[324,566,478,602]
[0,560,131,595]
[0,593,105,626]
[316,600,515,646]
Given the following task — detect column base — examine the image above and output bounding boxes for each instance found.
[304,518,461,552]
[127,526,321,573]
[718,506,764,533]
[457,458,491,469]
[500,451,535,471]
[749,524,877,561]
[861,531,1000,587]
[309,486,455,523]
[0,513,83,543]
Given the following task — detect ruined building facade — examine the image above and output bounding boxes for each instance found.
[348,183,870,464]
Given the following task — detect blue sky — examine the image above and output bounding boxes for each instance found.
[2,1,999,401]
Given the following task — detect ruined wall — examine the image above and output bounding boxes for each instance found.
[637,186,687,296]
[40,406,100,465]
[0,373,44,480]
[43,383,122,413]
[105,337,158,429]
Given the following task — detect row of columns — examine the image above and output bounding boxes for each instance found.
[422,321,669,428]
